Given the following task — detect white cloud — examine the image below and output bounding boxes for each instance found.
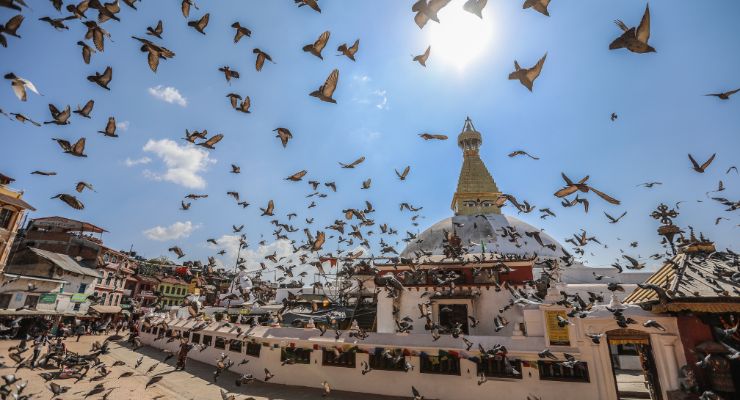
[373,90,388,110]
[350,74,388,111]
[116,120,130,131]
[353,74,371,83]
[124,156,151,167]
[143,221,198,241]
[142,139,214,189]
[208,237,313,277]
[148,85,187,107]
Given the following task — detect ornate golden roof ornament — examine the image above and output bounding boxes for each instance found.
[451,117,502,216]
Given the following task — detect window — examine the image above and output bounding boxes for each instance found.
[245,342,261,357]
[191,333,201,344]
[105,275,112,287]
[538,361,590,383]
[477,357,522,379]
[165,329,173,337]
[229,339,242,353]
[281,348,311,364]
[420,354,460,375]
[369,349,407,371]
[152,327,159,336]
[0,294,11,309]
[438,304,469,335]
[214,337,226,349]
[322,349,356,368]
[201,335,212,347]
[100,292,107,305]
[73,303,81,311]
[78,283,87,293]
[0,208,15,230]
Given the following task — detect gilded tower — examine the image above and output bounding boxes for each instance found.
[450,117,502,215]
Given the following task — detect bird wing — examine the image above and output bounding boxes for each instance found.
[198,13,209,30]
[687,153,702,170]
[402,166,410,177]
[101,66,112,84]
[349,39,360,54]
[72,138,86,155]
[105,117,116,134]
[181,0,190,17]
[636,4,650,44]
[255,52,265,71]
[351,156,365,167]
[554,186,577,198]
[204,134,223,147]
[700,153,716,171]
[589,187,619,204]
[314,30,330,51]
[147,49,160,72]
[322,69,339,98]
[10,81,27,101]
[4,15,24,36]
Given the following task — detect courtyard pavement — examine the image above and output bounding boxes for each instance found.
[0,334,407,400]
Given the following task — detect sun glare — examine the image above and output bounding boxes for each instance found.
[426,5,494,70]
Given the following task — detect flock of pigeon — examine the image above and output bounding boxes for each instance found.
[1,0,737,279]
[0,0,738,398]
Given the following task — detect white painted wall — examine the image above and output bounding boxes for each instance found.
[138,303,683,400]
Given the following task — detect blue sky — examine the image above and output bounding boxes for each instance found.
[1,0,738,272]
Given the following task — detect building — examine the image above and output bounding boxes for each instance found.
[125,274,160,310]
[13,216,135,314]
[156,275,189,308]
[625,234,740,398]
[0,174,35,273]
[93,248,134,309]
[18,216,108,262]
[2,247,99,315]
[140,119,689,400]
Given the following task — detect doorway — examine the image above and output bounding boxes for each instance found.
[438,303,469,335]
[607,329,662,400]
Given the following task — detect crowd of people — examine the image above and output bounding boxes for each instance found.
[2,315,131,370]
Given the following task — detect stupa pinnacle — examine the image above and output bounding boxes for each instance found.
[450,117,502,215]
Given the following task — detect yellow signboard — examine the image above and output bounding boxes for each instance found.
[545,310,570,346]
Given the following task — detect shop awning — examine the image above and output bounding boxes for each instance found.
[0,309,59,316]
[89,305,122,314]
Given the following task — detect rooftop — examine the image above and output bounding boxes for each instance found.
[30,216,107,233]
[624,247,740,312]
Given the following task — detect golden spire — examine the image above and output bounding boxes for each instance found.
[451,117,502,215]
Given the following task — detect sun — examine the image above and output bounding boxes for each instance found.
[426,5,494,70]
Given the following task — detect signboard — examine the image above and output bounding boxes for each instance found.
[544,310,570,346]
[39,293,57,304]
[71,293,88,303]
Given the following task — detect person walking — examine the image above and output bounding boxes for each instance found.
[30,335,47,369]
[75,324,85,342]
[175,337,192,371]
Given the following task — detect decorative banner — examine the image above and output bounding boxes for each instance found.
[39,293,57,304]
[71,293,89,303]
[544,310,570,346]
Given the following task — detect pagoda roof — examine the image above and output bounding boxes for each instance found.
[624,249,740,312]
